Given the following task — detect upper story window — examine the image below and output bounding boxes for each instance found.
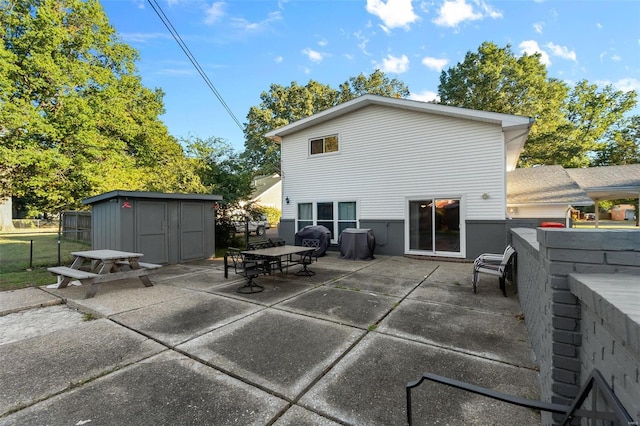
[310,135,339,155]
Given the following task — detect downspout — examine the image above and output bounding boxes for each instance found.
[594,199,600,229]
[566,206,572,228]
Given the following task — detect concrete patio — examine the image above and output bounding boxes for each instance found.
[0,252,540,425]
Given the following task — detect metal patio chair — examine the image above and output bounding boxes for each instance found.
[224,248,268,293]
[472,244,516,296]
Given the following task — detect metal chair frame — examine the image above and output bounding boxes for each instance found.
[472,244,516,296]
[406,369,635,426]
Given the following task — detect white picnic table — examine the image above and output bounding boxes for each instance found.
[47,249,161,298]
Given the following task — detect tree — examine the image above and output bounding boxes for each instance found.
[185,137,253,206]
[243,70,409,174]
[438,42,568,163]
[592,115,640,166]
[437,42,638,167]
[0,0,201,230]
[185,136,255,247]
[522,81,637,167]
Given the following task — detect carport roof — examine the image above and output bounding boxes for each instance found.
[565,164,640,200]
[507,164,640,206]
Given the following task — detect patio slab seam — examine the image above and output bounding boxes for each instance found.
[371,327,537,371]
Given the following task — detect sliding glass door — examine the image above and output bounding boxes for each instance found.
[408,198,461,255]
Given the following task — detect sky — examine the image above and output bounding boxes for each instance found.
[99,0,640,151]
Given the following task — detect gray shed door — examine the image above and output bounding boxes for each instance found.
[180,202,206,261]
[136,201,169,263]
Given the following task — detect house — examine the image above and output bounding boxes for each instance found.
[610,204,636,221]
[265,94,534,259]
[249,174,282,211]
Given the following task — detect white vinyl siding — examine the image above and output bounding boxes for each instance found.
[281,104,506,222]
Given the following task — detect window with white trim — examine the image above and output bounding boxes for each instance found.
[296,201,357,240]
[310,135,338,155]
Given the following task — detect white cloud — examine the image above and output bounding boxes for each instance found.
[421,56,449,71]
[545,42,576,61]
[354,31,371,55]
[378,54,410,73]
[204,2,226,25]
[230,11,282,31]
[365,0,419,30]
[596,22,602,29]
[408,90,440,102]
[274,56,283,63]
[318,39,328,47]
[433,0,502,28]
[599,51,607,63]
[611,54,621,62]
[120,32,171,43]
[519,40,551,66]
[533,22,544,34]
[302,48,324,63]
[158,68,194,76]
[614,78,640,92]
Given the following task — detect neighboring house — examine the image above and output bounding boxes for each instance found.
[506,165,593,226]
[610,204,636,221]
[265,94,534,260]
[249,174,282,211]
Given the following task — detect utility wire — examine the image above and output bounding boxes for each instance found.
[147,0,244,132]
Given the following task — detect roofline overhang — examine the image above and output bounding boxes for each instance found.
[507,201,594,207]
[264,94,533,143]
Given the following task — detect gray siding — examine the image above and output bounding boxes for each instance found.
[88,193,217,264]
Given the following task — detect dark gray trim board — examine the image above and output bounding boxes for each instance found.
[281,218,548,260]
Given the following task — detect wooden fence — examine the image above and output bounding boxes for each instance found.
[62,211,91,242]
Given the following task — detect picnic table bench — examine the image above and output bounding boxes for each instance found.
[47,250,162,299]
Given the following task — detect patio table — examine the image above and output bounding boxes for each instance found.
[241,245,316,276]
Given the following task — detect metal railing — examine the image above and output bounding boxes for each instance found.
[406,369,636,425]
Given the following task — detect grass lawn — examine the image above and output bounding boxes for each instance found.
[0,232,91,291]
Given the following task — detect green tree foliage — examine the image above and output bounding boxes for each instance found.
[243,70,409,174]
[592,115,640,166]
[523,81,637,167]
[185,137,253,206]
[437,42,637,167]
[0,0,203,217]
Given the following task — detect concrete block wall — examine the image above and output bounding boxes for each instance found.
[569,274,640,422]
[511,228,640,425]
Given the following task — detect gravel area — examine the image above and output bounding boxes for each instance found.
[0,305,86,345]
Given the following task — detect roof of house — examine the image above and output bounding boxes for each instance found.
[507,165,593,206]
[565,164,640,199]
[250,174,281,200]
[264,94,534,171]
[507,164,640,206]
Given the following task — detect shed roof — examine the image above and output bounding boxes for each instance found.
[83,190,222,205]
[507,165,593,206]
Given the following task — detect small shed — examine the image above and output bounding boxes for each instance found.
[83,191,222,264]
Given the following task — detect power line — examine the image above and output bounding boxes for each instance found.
[147,0,244,132]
